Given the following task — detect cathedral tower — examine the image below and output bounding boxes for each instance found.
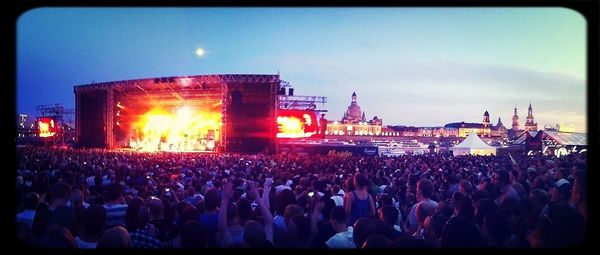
[512,106,520,132]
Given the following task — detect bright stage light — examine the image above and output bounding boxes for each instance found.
[196,48,205,57]
[206,140,215,150]
[131,107,221,152]
[177,106,192,119]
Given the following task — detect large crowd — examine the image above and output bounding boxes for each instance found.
[15,146,587,248]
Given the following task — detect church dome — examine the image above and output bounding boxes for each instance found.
[347,104,362,120]
[344,91,363,122]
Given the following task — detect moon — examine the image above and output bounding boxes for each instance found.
[195,48,205,57]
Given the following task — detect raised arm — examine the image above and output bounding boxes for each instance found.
[248,181,274,243]
[218,181,233,246]
[263,178,273,212]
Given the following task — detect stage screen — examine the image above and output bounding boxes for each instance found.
[277,110,319,138]
[37,117,59,138]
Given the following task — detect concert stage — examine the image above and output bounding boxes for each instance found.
[74,74,280,153]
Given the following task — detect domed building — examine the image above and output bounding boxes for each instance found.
[326,91,387,137]
[342,92,366,124]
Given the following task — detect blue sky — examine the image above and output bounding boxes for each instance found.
[17,7,587,132]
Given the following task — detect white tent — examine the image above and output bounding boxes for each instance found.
[451,130,496,156]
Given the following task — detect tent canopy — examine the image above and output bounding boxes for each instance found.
[451,130,496,156]
[453,130,495,149]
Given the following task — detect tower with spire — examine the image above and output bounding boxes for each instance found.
[512,105,520,132]
[482,110,491,137]
[524,101,538,131]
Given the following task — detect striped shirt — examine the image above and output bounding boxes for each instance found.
[103,203,128,229]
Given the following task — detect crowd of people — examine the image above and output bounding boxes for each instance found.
[15,146,587,248]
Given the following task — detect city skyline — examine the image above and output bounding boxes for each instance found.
[17,8,587,132]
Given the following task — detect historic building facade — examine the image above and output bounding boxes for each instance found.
[444,110,508,138]
[326,92,388,136]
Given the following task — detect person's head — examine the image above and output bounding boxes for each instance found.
[186,187,195,197]
[546,204,586,247]
[318,195,336,220]
[148,197,165,219]
[284,204,304,220]
[106,183,122,202]
[226,201,239,223]
[459,180,472,196]
[243,220,267,247]
[291,215,311,244]
[378,206,399,226]
[440,216,484,248]
[474,198,498,227]
[136,205,151,229]
[493,170,510,188]
[361,234,390,248]
[529,189,549,208]
[204,188,220,212]
[38,225,78,248]
[49,205,78,236]
[435,199,454,219]
[97,226,132,248]
[455,195,474,221]
[551,179,572,203]
[354,174,369,190]
[23,192,39,211]
[52,182,72,201]
[237,198,255,223]
[275,189,297,216]
[180,220,207,248]
[71,189,83,206]
[180,207,200,227]
[553,169,564,181]
[353,217,377,248]
[83,204,106,239]
[424,212,448,242]
[377,193,393,208]
[332,185,341,196]
[330,206,349,232]
[527,214,554,248]
[124,197,145,231]
[416,179,434,201]
[483,211,510,246]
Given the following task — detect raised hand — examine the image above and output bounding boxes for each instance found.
[247,181,259,200]
[264,177,273,189]
[222,181,233,200]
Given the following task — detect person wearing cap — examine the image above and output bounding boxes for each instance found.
[540,178,574,216]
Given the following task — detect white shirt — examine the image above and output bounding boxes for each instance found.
[275,185,291,193]
[326,227,356,248]
[331,196,344,207]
